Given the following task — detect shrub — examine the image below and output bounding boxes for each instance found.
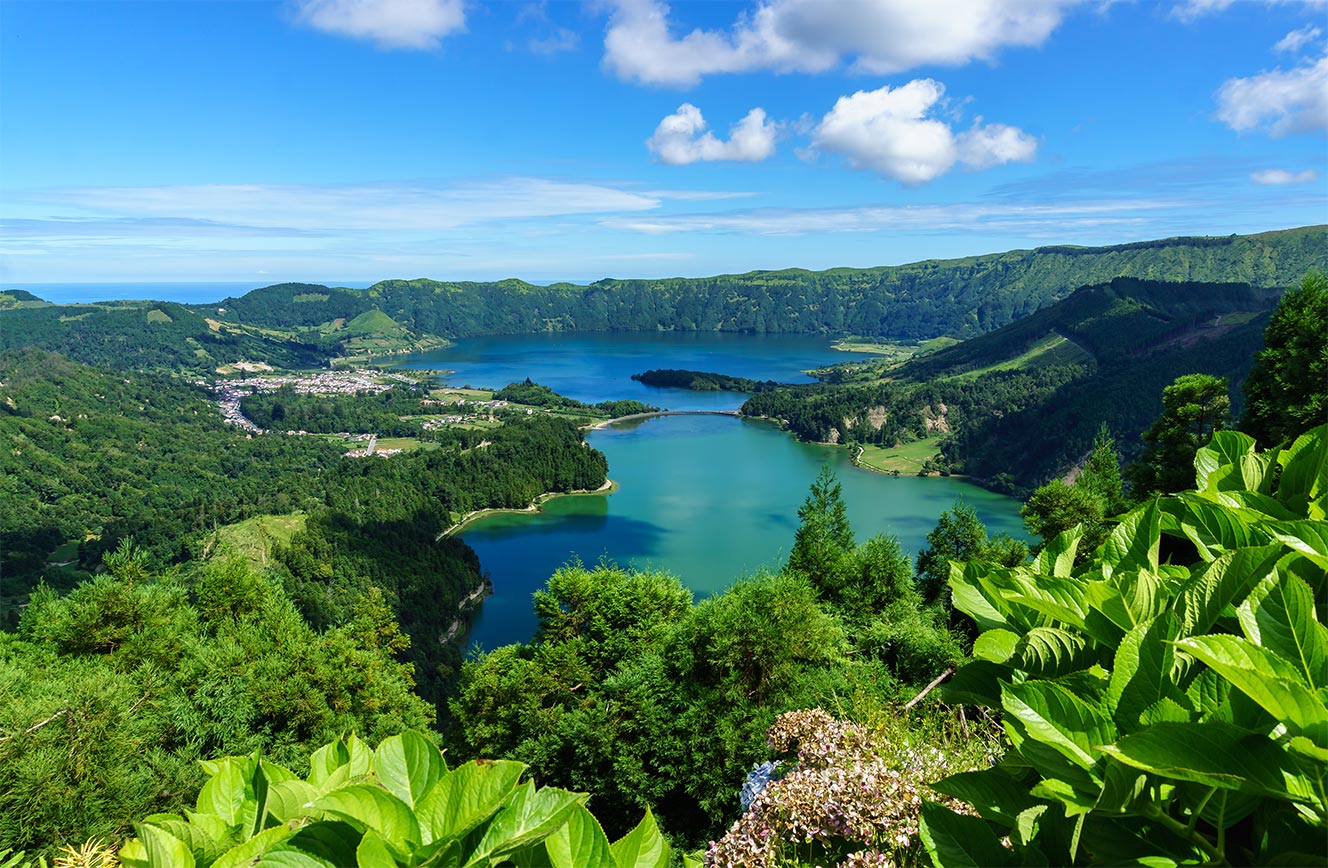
[921,425,1328,865]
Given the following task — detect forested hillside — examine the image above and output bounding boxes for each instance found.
[212,226,1324,342]
[0,350,607,708]
[738,277,1278,489]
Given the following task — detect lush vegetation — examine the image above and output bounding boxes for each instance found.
[215,227,1323,342]
[491,379,658,417]
[631,369,776,393]
[240,382,432,436]
[1240,269,1327,448]
[738,277,1278,490]
[923,424,1328,866]
[446,469,972,848]
[1,549,433,853]
[0,350,607,711]
[113,731,672,868]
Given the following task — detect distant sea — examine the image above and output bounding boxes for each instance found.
[3,282,373,306]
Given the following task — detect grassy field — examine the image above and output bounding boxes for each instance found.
[947,334,1092,381]
[428,387,494,402]
[855,436,945,474]
[209,513,308,565]
[373,437,438,452]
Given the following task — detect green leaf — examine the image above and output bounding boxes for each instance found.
[1086,570,1166,634]
[308,739,351,789]
[930,768,1038,826]
[211,825,300,868]
[1101,721,1316,803]
[940,659,1010,707]
[195,757,252,825]
[266,779,321,823]
[311,785,421,856]
[1003,680,1116,770]
[1100,500,1160,578]
[373,731,446,809]
[949,561,1012,631]
[464,781,586,867]
[1004,573,1089,630]
[357,830,399,868]
[1175,545,1282,638]
[520,804,615,868]
[134,823,197,868]
[972,628,1019,664]
[1011,627,1095,679]
[1195,430,1258,488]
[1269,520,1328,570]
[284,822,364,867]
[1107,614,1179,730]
[1032,524,1082,577]
[1173,496,1271,560]
[609,806,669,868]
[1176,634,1328,745]
[1094,757,1149,814]
[918,801,1011,868]
[415,758,525,845]
[1238,571,1327,689]
[1276,425,1326,510]
[257,850,342,868]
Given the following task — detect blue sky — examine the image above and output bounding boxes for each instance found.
[1,0,1325,286]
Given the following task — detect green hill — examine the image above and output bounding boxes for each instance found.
[211,226,1326,341]
[739,276,1281,489]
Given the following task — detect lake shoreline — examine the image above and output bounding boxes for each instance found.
[439,477,617,538]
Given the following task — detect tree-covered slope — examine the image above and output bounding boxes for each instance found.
[738,276,1280,489]
[210,226,1327,341]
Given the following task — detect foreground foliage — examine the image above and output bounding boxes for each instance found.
[0,553,431,855]
[923,425,1328,865]
[118,731,669,868]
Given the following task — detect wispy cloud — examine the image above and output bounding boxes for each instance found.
[292,0,466,50]
[603,198,1177,236]
[1251,167,1319,184]
[14,178,669,231]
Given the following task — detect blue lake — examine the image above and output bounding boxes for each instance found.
[394,333,1027,650]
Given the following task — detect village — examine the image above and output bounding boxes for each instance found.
[209,368,533,454]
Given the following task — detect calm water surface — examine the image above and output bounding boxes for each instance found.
[394,331,878,411]
[395,333,1028,650]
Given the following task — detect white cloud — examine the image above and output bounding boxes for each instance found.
[956,121,1039,170]
[1216,52,1328,135]
[646,104,778,165]
[1275,24,1322,53]
[602,0,1081,87]
[810,81,1036,184]
[293,0,466,50]
[1251,167,1320,184]
[1173,0,1327,22]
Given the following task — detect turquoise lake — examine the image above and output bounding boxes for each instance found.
[394,333,1028,650]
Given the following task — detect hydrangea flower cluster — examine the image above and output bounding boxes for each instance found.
[706,708,972,868]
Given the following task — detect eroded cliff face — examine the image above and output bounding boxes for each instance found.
[919,403,951,435]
